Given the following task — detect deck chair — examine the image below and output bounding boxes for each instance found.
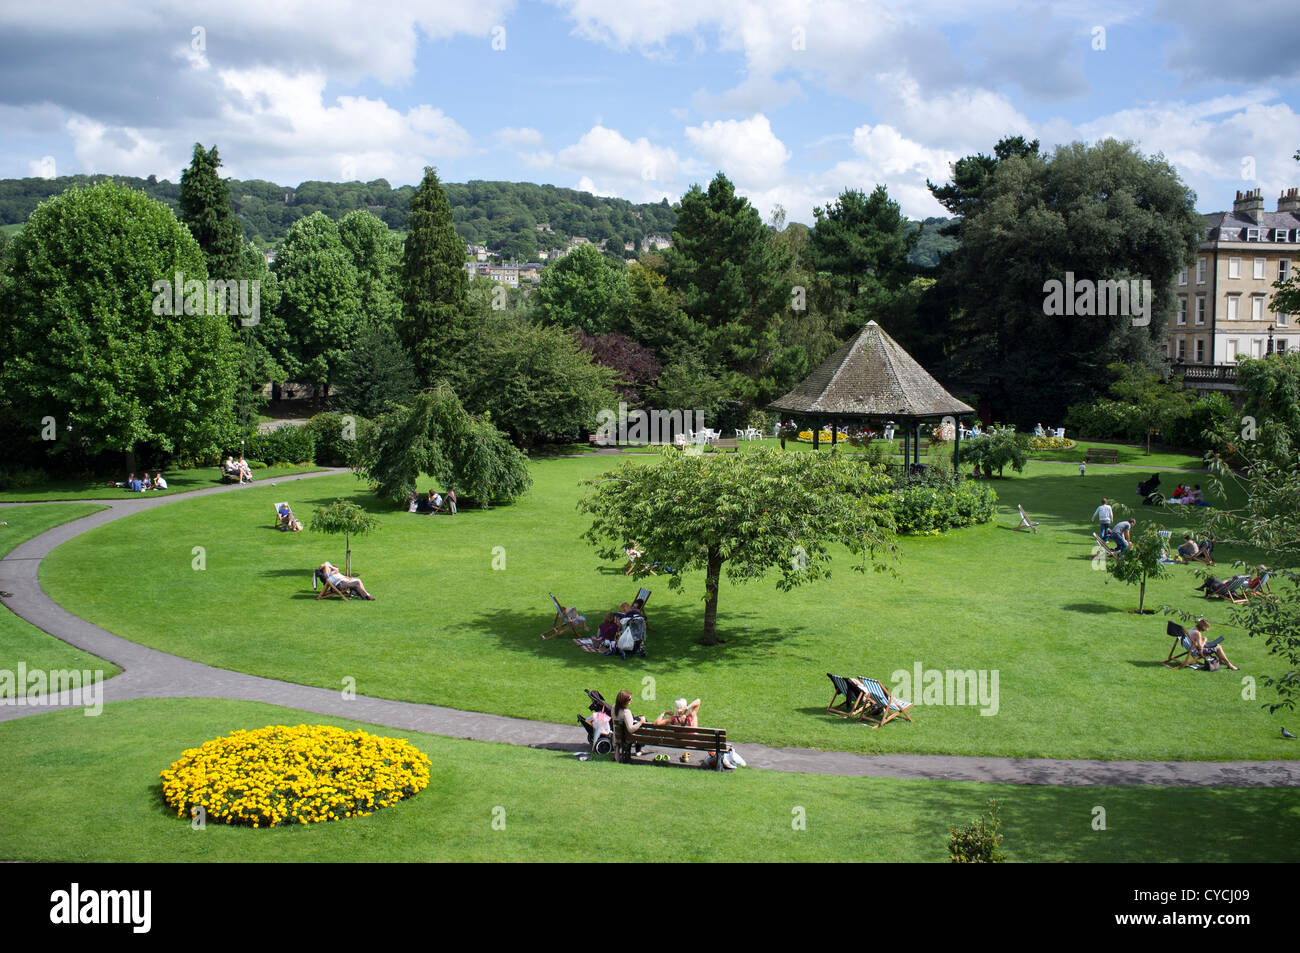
[314,570,352,601]
[1016,505,1039,534]
[1092,533,1118,559]
[854,677,914,728]
[826,674,869,719]
[1209,576,1249,604]
[1164,621,1224,669]
[1244,572,1273,599]
[274,502,292,530]
[542,593,585,640]
[1157,530,1176,563]
[630,586,654,632]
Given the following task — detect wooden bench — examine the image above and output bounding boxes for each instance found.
[1085,448,1119,463]
[709,437,739,452]
[614,722,731,770]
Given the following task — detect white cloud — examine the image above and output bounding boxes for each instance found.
[495,126,546,149]
[684,114,791,188]
[556,125,680,185]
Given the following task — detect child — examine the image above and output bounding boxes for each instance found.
[1078,460,1086,477]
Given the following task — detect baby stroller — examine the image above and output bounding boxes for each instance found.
[1137,474,1164,505]
[614,614,647,660]
[578,689,614,757]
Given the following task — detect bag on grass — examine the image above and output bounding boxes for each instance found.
[1203,655,1221,672]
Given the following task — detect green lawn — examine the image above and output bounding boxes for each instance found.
[1,503,121,690]
[39,454,1293,761]
[1,698,1294,862]
[0,463,323,502]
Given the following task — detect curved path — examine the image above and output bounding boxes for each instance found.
[1,472,1296,788]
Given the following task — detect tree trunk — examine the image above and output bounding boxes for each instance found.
[1138,577,1146,613]
[701,546,724,645]
[124,447,137,477]
[345,530,352,576]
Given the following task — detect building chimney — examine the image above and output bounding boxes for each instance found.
[1278,187,1300,215]
[1234,187,1265,219]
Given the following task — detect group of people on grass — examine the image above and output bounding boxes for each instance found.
[1169,483,1208,506]
[222,456,253,484]
[574,599,649,658]
[117,471,168,493]
[408,489,457,515]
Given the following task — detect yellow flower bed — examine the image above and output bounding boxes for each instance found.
[797,430,838,443]
[1027,436,1077,451]
[160,724,431,827]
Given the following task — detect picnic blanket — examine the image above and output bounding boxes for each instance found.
[573,638,605,654]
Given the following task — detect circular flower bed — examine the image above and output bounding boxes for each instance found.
[160,724,431,827]
[1027,436,1077,451]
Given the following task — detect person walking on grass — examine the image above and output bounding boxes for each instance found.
[1092,498,1113,542]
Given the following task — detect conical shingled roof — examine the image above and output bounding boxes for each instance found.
[768,321,973,419]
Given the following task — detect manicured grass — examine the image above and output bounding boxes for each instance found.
[40,454,1294,761]
[1,503,121,690]
[1,698,1295,862]
[0,463,323,502]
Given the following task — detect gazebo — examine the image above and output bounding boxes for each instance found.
[767,320,975,469]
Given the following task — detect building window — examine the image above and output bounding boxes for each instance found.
[1178,267,1188,286]
[1227,295,1239,320]
[1281,260,1291,282]
[1246,227,1262,241]
[1278,339,1289,354]
[1177,338,1186,360]
[1196,258,1207,283]
[1254,258,1266,279]
[1228,257,1241,278]
[1252,296,1265,321]
[1195,297,1206,324]
[1228,339,1239,360]
[1195,338,1205,363]
[1279,313,1290,327]
[1176,297,1187,325]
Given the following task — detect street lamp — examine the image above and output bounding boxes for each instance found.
[1267,324,1275,355]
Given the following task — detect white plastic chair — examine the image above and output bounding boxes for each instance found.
[1055,428,1066,438]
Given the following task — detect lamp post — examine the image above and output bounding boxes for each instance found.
[1267,324,1275,356]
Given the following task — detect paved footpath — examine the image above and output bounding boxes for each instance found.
[1,471,1296,788]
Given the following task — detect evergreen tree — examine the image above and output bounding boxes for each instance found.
[399,167,469,385]
[334,318,418,418]
[178,143,244,280]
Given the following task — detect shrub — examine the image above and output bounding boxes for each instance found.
[948,800,1006,863]
[0,467,46,490]
[246,424,315,465]
[306,412,369,466]
[890,468,997,534]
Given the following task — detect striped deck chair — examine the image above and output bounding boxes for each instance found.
[1244,571,1273,599]
[313,569,352,601]
[1092,533,1118,559]
[1209,576,1249,604]
[631,587,654,631]
[1163,621,1225,669]
[1016,504,1038,534]
[1158,530,1176,563]
[854,677,914,728]
[825,674,868,719]
[542,593,586,640]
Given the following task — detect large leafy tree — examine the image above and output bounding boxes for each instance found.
[534,242,630,334]
[357,386,531,507]
[334,319,418,419]
[579,448,897,645]
[1226,352,1300,468]
[932,138,1202,424]
[178,143,244,280]
[663,173,794,407]
[0,182,239,470]
[927,135,1040,234]
[809,185,918,337]
[339,209,403,332]
[455,312,618,446]
[615,262,700,361]
[273,212,362,398]
[399,167,468,385]
[1103,362,1196,455]
[572,329,660,403]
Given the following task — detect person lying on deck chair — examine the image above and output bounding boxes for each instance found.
[316,562,375,600]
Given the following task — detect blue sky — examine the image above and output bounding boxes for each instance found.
[1,0,1298,223]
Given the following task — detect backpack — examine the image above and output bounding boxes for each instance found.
[1203,655,1221,672]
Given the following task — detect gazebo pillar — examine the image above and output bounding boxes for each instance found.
[831,423,838,446]
[813,424,820,451]
[954,422,961,474]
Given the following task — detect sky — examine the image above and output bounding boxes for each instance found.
[1,0,1298,224]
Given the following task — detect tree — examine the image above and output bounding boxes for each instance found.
[578,448,897,645]
[572,330,660,403]
[339,209,403,332]
[309,499,379,576]
[928,135,1040,233]
[1226,352,1300,468]
[1104,362,1195,454]
[1107,525,1171,613]
[356,386,531,507]
[959,428,1029,477]
[1268,148,1300,319]
[663,173,794,408]
[273,212,362,398]
[927,138,1201,424]
[533,242,629,334]
[399,167,468,385]
[809,185,918,335]
[179,143,244,280]
[616,262,699,361]
[334,319,417,418]
[0,181,239,471]
[455,313,619,446]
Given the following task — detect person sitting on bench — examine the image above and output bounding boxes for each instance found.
[317,562,375,600]
[654,697,702,762]
[613,690,646,756]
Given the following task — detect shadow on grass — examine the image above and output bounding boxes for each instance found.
[1061,602,1116,614]
[464,604,796,674]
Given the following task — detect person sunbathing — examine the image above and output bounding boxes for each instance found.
[1195,574,1248,598]
[1175,534,1199,562]
[1186,618,1239,670]
[277,503,302,532]
[317,562,375,600]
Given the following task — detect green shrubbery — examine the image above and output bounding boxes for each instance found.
[247,425,315,466]
[948,800,1006,863]
[306,412,372,467]
[890,468,997,535]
